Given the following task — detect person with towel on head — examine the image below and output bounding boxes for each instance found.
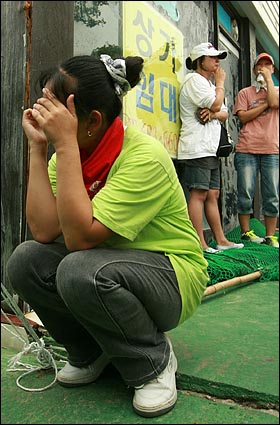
[233,52,279,248]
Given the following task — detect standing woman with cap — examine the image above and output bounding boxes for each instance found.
[177,42,244,253]
[233,52,279,247]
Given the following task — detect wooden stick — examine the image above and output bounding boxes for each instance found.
[203,270,262,297]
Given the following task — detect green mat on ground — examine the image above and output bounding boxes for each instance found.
[205,218,279,285]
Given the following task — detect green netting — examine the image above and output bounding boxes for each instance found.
[204,218,279,285]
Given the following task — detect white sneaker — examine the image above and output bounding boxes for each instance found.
[216,242,244,251]
[262,236,279,248]
[203,247,219,254]
[133,338,177,417]
[57,353,110,387]
[241,230,264,243]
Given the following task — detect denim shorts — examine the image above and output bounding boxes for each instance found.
[234,152,279,216]
[181,164,220,191]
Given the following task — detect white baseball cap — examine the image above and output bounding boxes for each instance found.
[189,42,227,62]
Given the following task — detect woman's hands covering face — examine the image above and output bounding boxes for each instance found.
[30,88,78,147]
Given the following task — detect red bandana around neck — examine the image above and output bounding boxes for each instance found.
[80,116,124,199]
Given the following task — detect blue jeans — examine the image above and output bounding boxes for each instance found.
[6,241,182,387]
[234,153,279,216]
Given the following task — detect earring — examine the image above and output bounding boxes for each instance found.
[87,131,93,137]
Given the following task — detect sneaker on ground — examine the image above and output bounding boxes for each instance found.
[133,338,177,418]
[203,247,219,254]
[216,242,244,251]
[57,353,110,387]
[262,236,279,248]
[241,230,264,243]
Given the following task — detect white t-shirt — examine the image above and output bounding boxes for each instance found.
[177,72,228,160]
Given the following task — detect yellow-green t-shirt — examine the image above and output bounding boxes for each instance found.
[48,126,209,324]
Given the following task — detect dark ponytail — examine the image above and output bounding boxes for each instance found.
[185,56,204,71]
[125,56,144,88]
[39,55,144,126]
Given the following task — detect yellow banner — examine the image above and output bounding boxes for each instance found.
[122,1,184,157]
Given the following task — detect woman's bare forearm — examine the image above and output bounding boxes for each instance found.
[26,147,61,242]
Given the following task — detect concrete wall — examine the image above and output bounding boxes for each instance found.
[1,1,74,294]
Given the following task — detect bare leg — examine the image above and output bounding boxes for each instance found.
[188,189,208,249]
[238,213,251,234]
[264,216,278,236]
[204,189,235,246]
